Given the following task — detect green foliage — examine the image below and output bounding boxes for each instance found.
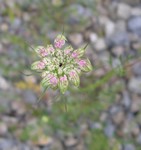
[87,130,110,150]
[19,125,33,142]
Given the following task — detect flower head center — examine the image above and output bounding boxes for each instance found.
[59,63,63,67]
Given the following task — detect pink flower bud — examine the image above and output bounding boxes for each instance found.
[54,34,66,48]
[64,46,73,55]
[55,42,64,49]
[78,60,87,67]
[47,45,55,53]
[71,52,78,58]
[35,46,48,57]
[42,58,51,65]
[78,59,92,72]
[39,47,48,57]
[59,75,68,94]
[69,71,76,77]
[60,75,67,82]
[69,70,80,87]
[50,76,58,86]
[41,74,58,89]
[65,50,70,55]
[75,48,85,58]
[31,61,45,70]
[37,61,45,69]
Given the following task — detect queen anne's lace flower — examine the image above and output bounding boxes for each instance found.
[31,34,92,94]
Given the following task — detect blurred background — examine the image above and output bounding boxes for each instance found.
[0,0,141,149]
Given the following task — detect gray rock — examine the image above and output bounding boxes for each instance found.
[112,46,125,56]
[74,141,86,150]
[132,41,141,50]
[0,138,15,150]
[104,122,115,138]
[89,33,98,43]
[2,115,18,126]
[105,20,115,36]
[0,23,9,32]
[128,77,141,94]
[117,3,131,19]
[67,4,92,28]
[98,16,115,36]
[0,139,30,150]
[100,112,108,122]
[132,62,141,76]
[0,76,10,90]
[0,43,3,53]
[122,0,141,6]
[128,16,141,37]
[98,16,109,27]
[98,51,110,64]
[79,123,89,136]
[43,139,63,150]
[0,122,8,135]
[111,58,122,68]
[94,38,106,51]
[131,96,141,114]
[137,134,141,144]
[112,110,125,125]
[11,100,27,116]
[121,91,131,109]
[109,105,121,115]
[23,12,31,22]
[0,3,6,14]
[22,90,37,104]
[115,20,126,32]
[11,18,22,30]
[131,8,141,16]
[109,106,125,125]
[123,144,135,150]
[69,33,83,46]
[122,119,131,135]
[18,144,32,150]
[90,122,102,130]
[123,118,140,136]
[131,124,140,137]
[5,0,15,8]
[129,32,140,42]
[136,113,141,126]
[106,32,129,48]
[64,135,78,147]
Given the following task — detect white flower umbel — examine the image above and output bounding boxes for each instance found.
[31,34,92,94]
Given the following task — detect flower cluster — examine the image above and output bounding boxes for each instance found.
[31,34,92,94]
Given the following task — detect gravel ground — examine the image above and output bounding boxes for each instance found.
[0,0,141,150]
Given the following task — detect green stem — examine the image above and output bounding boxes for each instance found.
[36,86,48,104]
[61,93,68,112]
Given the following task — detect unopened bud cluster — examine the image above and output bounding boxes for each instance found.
[31,34,92,94]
